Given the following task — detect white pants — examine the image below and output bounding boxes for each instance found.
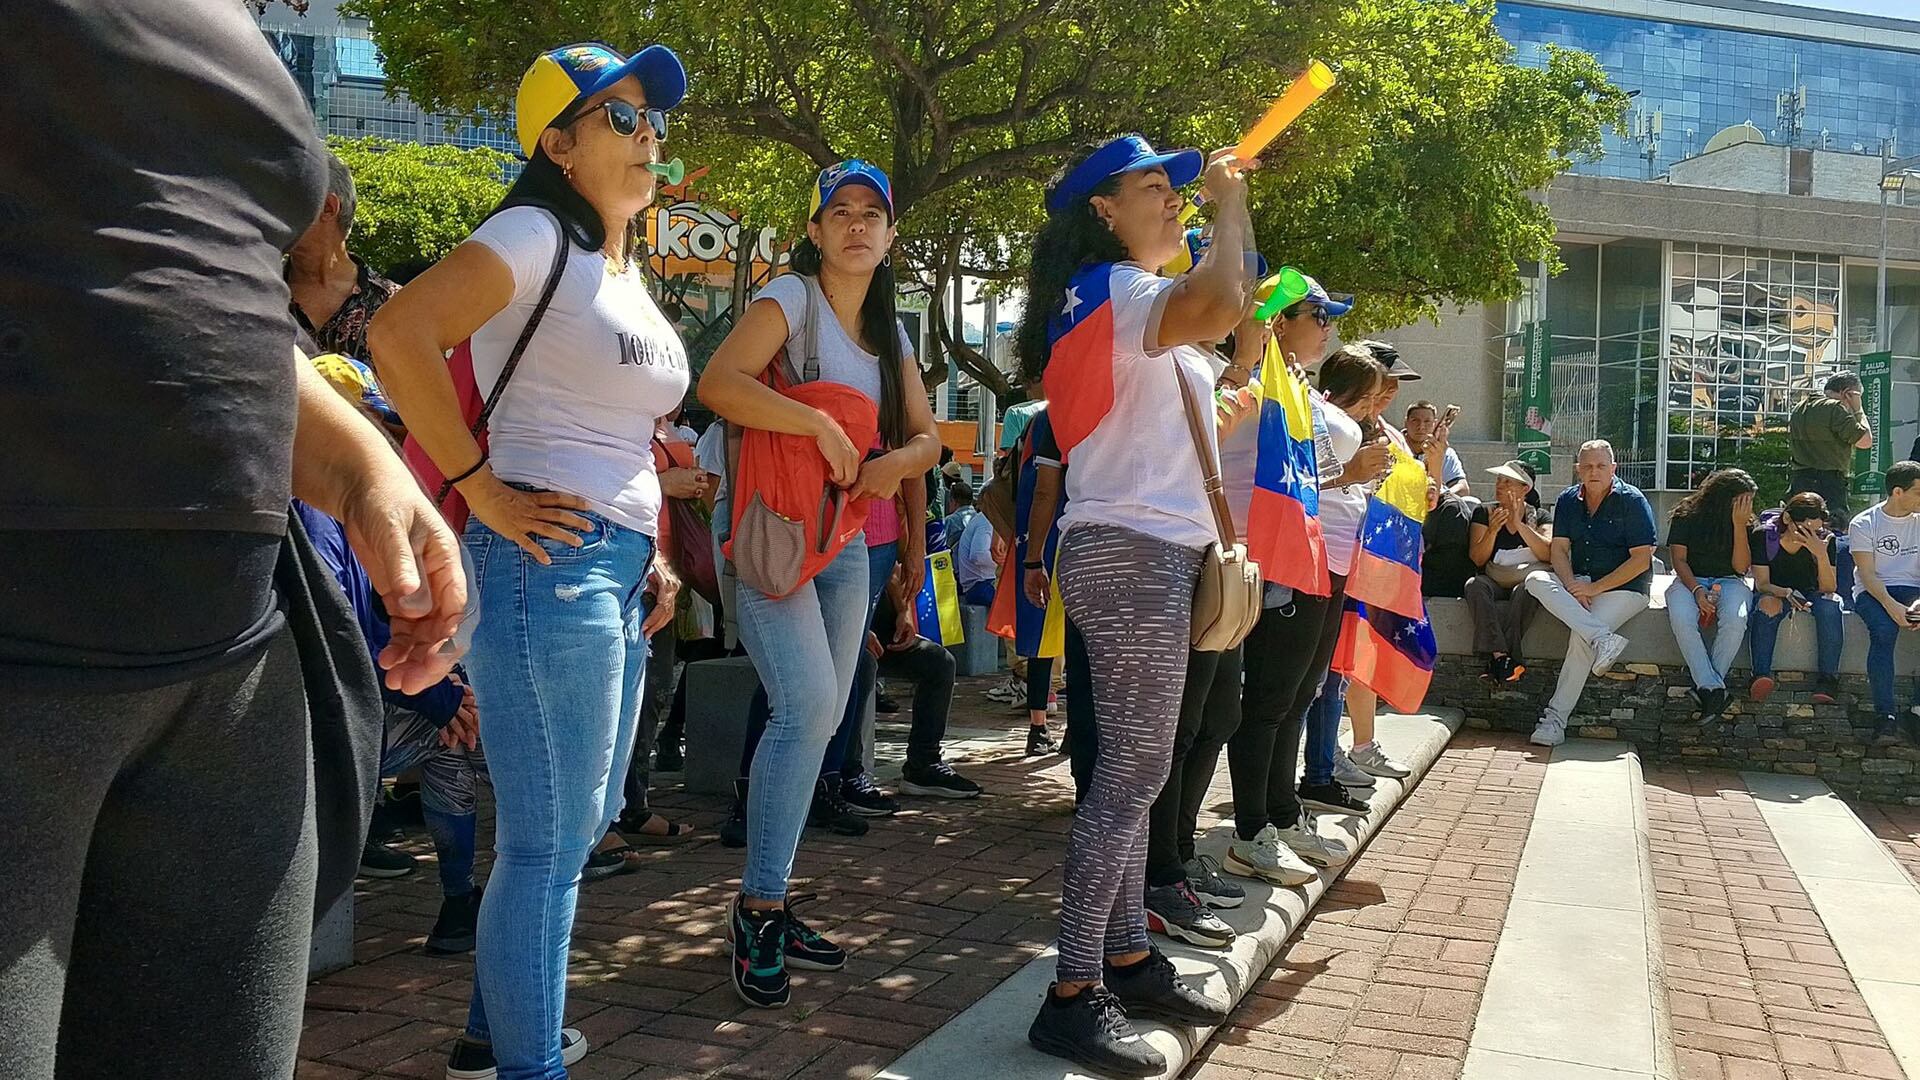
[1523,572,1649,725]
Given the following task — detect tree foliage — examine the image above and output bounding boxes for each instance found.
[327,136,513,276]
[352,0,1625,392]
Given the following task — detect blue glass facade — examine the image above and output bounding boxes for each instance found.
[1496,3,1920,180]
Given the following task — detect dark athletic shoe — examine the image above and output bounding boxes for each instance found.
[1026,725,1059,757]
[875,692,901,715]
[1874,714,1905,747]
[1183,854,1247,910]
[807,777,869,836]
[720,778,748,849]
[1105,947,1232,1025]
[729,897,791,1009]
[443,1028,587,1079]
[781,894,846,971]
[840,772,899,817]
[900,761,983,799]
[425,887,482,955]
[1812,675,1839,704]
[1027,984,1165,1078]
[1297,781,1370,816]
[654,740,683,772]
[359,841,417,879]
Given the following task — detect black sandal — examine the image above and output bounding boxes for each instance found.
[581,843,641,882]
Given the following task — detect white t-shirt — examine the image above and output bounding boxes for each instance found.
[1208,352,1257,540]
[1057,264,1220,551]
[1849,501,1920,594]
[754,274,914,409]
[467,207,689,537]
[954,509,998,588]
[1441,446,1466,486]
[1313,393,1367,576]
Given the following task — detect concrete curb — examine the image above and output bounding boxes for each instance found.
[876,708,1465,1080]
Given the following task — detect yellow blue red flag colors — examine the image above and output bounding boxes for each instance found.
[1043,264,1119,458]
[915,551,966,646]
[1245,340,1330,596]
[1332,600,1437,714]
[989,410,1067,659]
[1344,439,1429,620]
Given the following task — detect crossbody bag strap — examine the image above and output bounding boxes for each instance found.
[1174,366,1239,548]
[472,208,571,435]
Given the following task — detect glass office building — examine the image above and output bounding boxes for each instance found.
[1497,2,1920,181]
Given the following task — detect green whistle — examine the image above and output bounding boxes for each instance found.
[646,157,686,185]
[1254,266,1312,320]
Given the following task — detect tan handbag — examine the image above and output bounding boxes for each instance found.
[1176,370,1262,651]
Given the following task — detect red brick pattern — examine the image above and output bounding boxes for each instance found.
[299,684,1073,1080]
[1856,802,1920,887]
[1181,732,1547,1080]
[1643,768,1909,1080]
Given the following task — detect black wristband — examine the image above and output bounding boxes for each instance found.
[447,452,489,487]
[1023,561,1044,569]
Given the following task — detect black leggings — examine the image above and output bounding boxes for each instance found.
[1145,644,1244,888]
[1026,655,1053,714]
[1227,574,1346,838]
[1062,619,1098,803]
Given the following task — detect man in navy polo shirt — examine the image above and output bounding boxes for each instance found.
[1523,440,1659,747]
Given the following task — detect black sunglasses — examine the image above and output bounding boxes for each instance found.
[563,99,668,143]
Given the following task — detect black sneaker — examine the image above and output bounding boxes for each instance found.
[654,740,683,772]
[1480,656,1503,682]
[1696,686,1730,720]
[1027,984,1165,1079]
[425,887,482,955]
[781,893,846,971]
[1297,781,1370,816]
[1026,725,1059,757]
[444,1028,587,1080]
[807,777,869,836]
[1874,714,1905,747]
[359,841,417,879]
[900,761,983,799]
[1183,854,1247,910]
[840,772,899,817]
[1105,947,1232,1025]
[729,897,791,1009]
[721,778,748,849]
[1812,675,1840,704]
[875,691,901,715]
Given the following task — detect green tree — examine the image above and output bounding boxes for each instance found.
[327,136,513,275]
[351,0,1624,393]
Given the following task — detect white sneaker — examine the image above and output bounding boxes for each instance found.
[984,677,1024,703]
[1332,749,1377,788]
[1530,714,1567,747]
[1224,824,1318,886]
[1275,814,1351,867]
[1349,742,1412,780]
[1591,633,1628,676]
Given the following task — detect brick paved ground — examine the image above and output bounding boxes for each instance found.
[1855,801,1920,886]
[1180,731,1547,1080]
[299,675,1074,1080]
[1642,768,1909,1080]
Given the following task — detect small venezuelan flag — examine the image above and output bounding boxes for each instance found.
[1344,439,1430,621]
[988,411,1067,659]
[1332,600,1438,714]
[1044,264,1120,458]
[1245,339,1330,596]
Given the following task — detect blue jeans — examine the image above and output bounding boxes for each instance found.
[737,536,871,900]
[1663,576,1754,691]
[1305,670,1343,786]
[826,542,899,780]
[459,513,654,1078]
[1856,584,1920,715]
[381,703,489,897]
[1748,594,1844,678]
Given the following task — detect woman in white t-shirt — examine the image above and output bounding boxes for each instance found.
[697,160,941,1012]
[1010,134,1260,1074]
[372,43,690,1078]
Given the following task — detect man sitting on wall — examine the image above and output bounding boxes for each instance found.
[1403,400,1469,498]
[1849,460,1920,747]
[1522,440,1658,748]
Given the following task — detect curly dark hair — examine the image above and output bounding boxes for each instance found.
[1014,139,1133,384]
[1671,467,1758,523]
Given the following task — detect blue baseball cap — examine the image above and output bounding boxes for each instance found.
[516,43,688,158]
[810,160,895,221]
[1046,135,1205,214]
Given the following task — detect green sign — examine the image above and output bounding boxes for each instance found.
[1853,351,1893,496]
[1518,320,1553,475]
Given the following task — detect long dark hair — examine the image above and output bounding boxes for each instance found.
[1015,139,1132,384]
[787,235,908,450]
[487,146,615,256]
[1672,467,1757,522]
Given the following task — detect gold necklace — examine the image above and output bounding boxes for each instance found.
[602,247,630,277]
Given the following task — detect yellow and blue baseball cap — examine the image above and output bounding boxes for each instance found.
[809,160,894,221]
[515,43,688,158]
[1046,135,1204,214]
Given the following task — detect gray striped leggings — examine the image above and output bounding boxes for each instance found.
[1054,523,1203,982]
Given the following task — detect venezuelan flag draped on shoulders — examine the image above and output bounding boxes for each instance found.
[1333,437,1437,712]
[988,409,1068,659]
[1043,263,1123,459]
[1245,338,1330,596]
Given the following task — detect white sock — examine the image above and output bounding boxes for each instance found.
[1352,740,1376,754]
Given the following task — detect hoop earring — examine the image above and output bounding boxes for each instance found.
[881,253,891,267]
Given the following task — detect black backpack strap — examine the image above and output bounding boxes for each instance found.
[800,274,822,384]
[473,208,571,435]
